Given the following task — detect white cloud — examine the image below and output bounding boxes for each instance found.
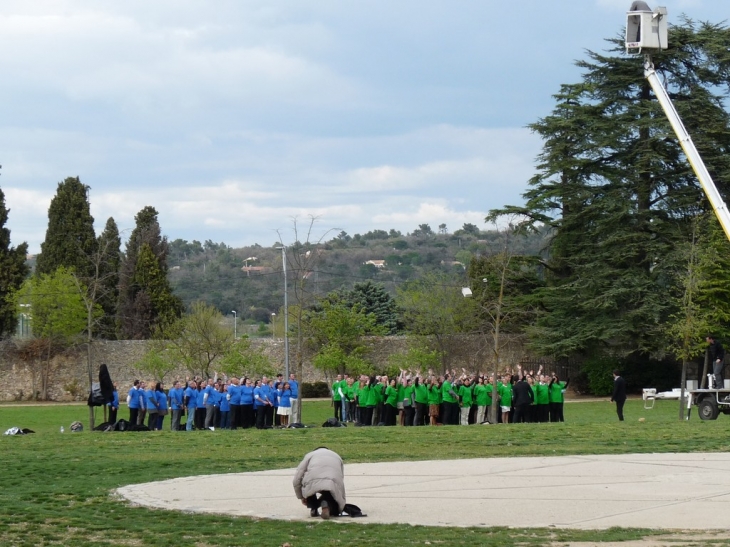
[3,124,540,251]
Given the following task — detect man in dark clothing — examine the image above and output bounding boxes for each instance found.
[512,376,534,423]
[707,336,726,389]
[611,370,627,421]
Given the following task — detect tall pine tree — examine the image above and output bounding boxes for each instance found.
[96,217,121,339]
[492,20,730,358]
[0,187,30,338]
[36,176,97,278]
[117,206,182,339]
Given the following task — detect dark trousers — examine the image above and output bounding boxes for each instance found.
[334,399,342,421]
[445,402,459,425]
[305,491,339,515]
[513,403,529,423]
[549,402,564,422]
[220,410,230,429]
[361,406,373,426]
[468,404,477,425]
[195,407,206,429]
[109,407,118,425]
[256,406,267,429]
[229,405,240,429]
[384,404,397,426]
[241,405,254,428]
[537,404,549,423]
[414,402,427,426]
[615,398,626,421]
[404,405,415,426]
[129,408,138,425]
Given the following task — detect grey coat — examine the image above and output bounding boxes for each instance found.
[292,448,346,511]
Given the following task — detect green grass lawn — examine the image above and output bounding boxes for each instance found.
[1,398,729,546]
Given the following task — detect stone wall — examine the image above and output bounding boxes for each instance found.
[0,335,546,402]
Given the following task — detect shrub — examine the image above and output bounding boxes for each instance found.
[580,356,617,396]
[301,381,330,398]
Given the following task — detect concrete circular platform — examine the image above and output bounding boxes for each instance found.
[116,453,730,529]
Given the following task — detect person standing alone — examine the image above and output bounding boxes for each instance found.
[706,335,726,389]
[611,370,627,421]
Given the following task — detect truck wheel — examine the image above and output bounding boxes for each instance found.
[699,399,719,420]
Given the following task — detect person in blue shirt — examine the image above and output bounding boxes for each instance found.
[108,382,119,425]
[227,377,241,430]
[184,380,198,431]
[289,373,300,424]
[195,383,206,430]
[145,382,160,430]
[219,383,230,429]
[127,380,141,425]
[240,377,255,429]
[278,382,293,427]
[136,380,148,426]
[169,381,183,431]
[203,379,218,429]
[254,379,269,429]
[269,379,279,426]
[155,382,168,430]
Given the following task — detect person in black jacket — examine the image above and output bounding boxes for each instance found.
[706,335,726,389]
[512,375,534,423]
[611,370,627,421]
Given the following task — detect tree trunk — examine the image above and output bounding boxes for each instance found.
[701,349,710,389]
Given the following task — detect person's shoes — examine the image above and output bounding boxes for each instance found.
[309,508,319,517]
[320,500,330,520]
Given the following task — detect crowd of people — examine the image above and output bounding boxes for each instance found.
[108,365,569,431]
[115,373,301,431]
[329,365,570,426]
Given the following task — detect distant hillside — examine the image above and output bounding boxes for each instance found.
[167,225,550,324]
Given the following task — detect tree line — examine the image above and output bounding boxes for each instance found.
[2,19,730,402]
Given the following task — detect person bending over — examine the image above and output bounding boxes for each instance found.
[293,447,346,520]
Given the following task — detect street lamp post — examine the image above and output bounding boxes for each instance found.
[271,312,276,339]
[231,310,237,339]
[276,246,290,379]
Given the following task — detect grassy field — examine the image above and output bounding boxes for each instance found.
[1,398,729,546]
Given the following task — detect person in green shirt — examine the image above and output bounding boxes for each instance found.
[549,373,569,422]
[534,375,549,423]
[458,377,474,425]
[349,378,360,423]
[499,375,513,424]
[427,376,441,425]
[357,376,371,426]
[441,374,459,425]
[413,375,429,426]
[474,376,489,424]
[402,378,415,426]
[484,375,497,424]
[332,374,343,421]
[367,376,384,425]
[342,377,355,423]
[396,376,407,426]
[384,378,398,426]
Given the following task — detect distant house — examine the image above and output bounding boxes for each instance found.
[170,265,181,271]
[441,260,465,269]
[241,266,272,276]
[365,260,386,269]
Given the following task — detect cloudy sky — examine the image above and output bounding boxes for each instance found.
[0,0,724,252]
